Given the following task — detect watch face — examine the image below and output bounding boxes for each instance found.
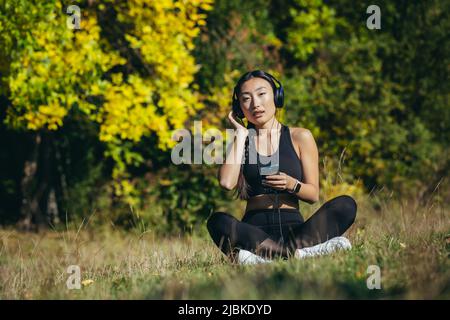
[295,181,301,193]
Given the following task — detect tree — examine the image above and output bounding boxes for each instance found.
[0,0,213,228]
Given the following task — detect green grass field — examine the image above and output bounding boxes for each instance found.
[0,194,448,299]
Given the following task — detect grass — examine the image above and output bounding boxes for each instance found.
[0,192,448,299]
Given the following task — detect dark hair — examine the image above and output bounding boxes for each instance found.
[232,70,282,200]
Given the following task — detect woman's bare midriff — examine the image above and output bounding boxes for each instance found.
[245,193,299,213]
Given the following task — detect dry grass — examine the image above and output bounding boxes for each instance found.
[0,190,448,299]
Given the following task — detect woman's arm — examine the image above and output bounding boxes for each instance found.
[218,112,249,190]
[291,128,320,204]
[218,131,248,190]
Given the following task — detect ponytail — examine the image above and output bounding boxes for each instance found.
[234,121,255,200]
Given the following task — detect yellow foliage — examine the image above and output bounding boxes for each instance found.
[95,0,213,150]
[7,12,124,131]
[5,0,214,201]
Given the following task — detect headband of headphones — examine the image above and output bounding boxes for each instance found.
[232,71,284,119]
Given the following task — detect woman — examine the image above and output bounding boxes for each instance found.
[207,70,357,264]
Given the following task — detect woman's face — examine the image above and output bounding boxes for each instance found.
[238,77,276,125]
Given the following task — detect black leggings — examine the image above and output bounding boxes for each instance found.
[206,195,357,259]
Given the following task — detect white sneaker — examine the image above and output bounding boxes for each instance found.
[238,249,272,265]
[294,236,352,259]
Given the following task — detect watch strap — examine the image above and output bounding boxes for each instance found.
[294,180,301,193]
[289,179,301,193]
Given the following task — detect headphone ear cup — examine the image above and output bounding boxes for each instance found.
[276,85,284,108]
[268,74,284,108]
[274,88,280,108]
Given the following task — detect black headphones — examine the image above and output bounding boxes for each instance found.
[232,72,284,119]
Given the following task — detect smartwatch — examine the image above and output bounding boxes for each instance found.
[289,180,301,194]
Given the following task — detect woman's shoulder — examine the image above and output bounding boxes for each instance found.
[286,127,315,159]
[287,126,315,143]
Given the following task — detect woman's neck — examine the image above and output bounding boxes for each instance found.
[254,116,281,136]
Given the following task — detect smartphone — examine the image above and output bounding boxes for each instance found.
[259,162,279,177]
[260,163,279,192]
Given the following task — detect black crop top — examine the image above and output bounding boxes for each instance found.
[243,124,303,197]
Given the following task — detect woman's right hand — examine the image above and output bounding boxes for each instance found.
[228,111,248,136]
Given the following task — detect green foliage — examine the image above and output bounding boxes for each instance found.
[0,0,212,199]
[285,0,339,61]
[0,0,216,229]
[146,165,227,233]
[283,0,448,194]
[193,0,282,91]
[0,0,448,230]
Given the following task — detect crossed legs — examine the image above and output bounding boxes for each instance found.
[207,195,357,260]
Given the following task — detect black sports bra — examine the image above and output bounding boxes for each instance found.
[243,124,303,198]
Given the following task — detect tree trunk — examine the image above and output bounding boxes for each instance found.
[18,133,42,231]
[17,131,62,231]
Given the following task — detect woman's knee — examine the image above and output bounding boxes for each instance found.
[330,195,357,224]
[206,211,234,235]
[206,212,238,254]
[339,195,357,222]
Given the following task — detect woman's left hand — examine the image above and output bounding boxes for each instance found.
[261,172,296,192]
